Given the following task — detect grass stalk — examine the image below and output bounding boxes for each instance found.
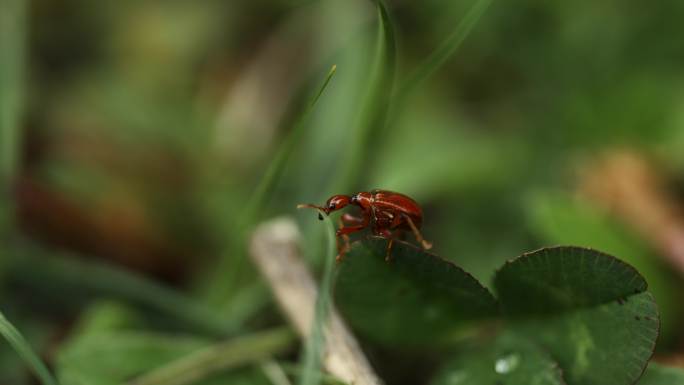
[297,212,337,385]
[11,242,236,337]
[242,64,337,224]
[126,327,295,385]
[333,1,396,192]
[394,0,493,105]
[0,311,58,385]
[205,65,337,308]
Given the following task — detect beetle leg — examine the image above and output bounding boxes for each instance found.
[335,236,348,263]
[335,212,370,262]
[341,213,364,225]
[385,237,394,262]
[372,228,395,262]
[389,212,402,228]
[336,223,369,236]
[402,214,433,250]
[338,214,366,256]
[336,217,352,256]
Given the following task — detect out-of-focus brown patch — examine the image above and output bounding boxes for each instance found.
[578,150,684,276]
[653,354,684,368]
[15,176,188,282]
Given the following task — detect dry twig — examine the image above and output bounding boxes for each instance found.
[249,217,384,385]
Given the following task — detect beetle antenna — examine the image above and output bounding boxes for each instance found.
[296,203,327,220]
[296,203,324,210]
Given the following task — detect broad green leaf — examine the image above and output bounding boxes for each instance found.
[639,363,684,385]
[496,246,647,314]
[526,192,679,340]
[430,333,564,385]
[334,238,499,345]
[494,246,659,385]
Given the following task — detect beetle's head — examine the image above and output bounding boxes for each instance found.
[296,194,351,220]
[322,195,351,218]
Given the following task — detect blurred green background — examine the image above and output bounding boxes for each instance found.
[2,0,684,384]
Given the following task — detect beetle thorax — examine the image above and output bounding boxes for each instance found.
[351,191,373,210]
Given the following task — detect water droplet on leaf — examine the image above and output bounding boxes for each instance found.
[494,352,520,374]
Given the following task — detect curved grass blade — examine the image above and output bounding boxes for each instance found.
[58,329,210,385]
[125,328,295,385]
[0,311,58,385]
[11,242,235,337]
[394,0,493,105]
[333,0,396,191]
[242,64,337,224]
[212,62,335,302]
[298,209,337,385]
[208,65,337,310]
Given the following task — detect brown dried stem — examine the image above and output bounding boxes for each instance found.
[249,217,384,385]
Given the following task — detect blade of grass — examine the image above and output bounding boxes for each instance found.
[0,0,27,235]
[260,359,293,385]
[393,0,493,107]
[10,241,236,337]
[242,64,337,224]
[333,0,396,191]
[0,310,58,385]
[204,65,337,308]
[125,327,295,385]
[298,210,337,385]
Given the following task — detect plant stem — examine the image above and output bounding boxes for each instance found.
[126,327,295,385]
[333,2,395,192]
[0,311,58,385]
[242,64,337,224]
[11,242,236,337]
[394,0,493,105]
[298,211,337,385]
[249,217,383,385]
[204,65,337,309]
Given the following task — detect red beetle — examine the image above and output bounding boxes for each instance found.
[298,189,432,261]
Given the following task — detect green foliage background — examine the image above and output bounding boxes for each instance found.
[2,0,684,384]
